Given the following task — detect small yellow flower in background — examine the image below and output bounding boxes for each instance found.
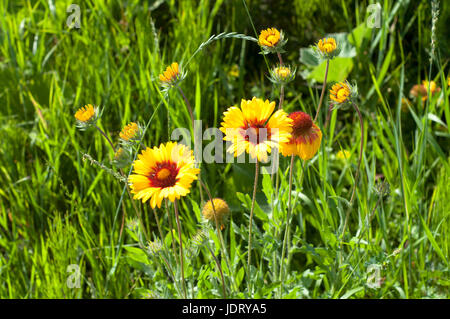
[119,122,141,143]
[410,80,441,102]
[258,28,286,54]
[74,104,98,130]
[336,150,351,161]
[128,142,200,209]
[220,97,293,162]
[317,38,337,54]
[202,198,230,230]
[330,82,351,104]
[280,111,322,160]
[228,64,240,78]
[447,76,450,87]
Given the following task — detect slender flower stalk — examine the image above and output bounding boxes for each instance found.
[314,59,330,122]
[173,199,187,298]
[200,182,237,292]
[94,125,116,152]
[341,102,364,237]
[279,155,294,295]
[176,84,195,129]
[247,161,259,297]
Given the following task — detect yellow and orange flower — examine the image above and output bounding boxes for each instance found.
[75,104,96,123]
[220,97,293,162]
[74,104,98,129]
[409,80,441,102]
[120,122,140,142]
[128,142,200,209]
[258,28,280,47]
[330,82,351,104]
[280,111,322,160]
[317,37,337,55]
[202,198,230,230]
[336,149,351,161]
[159,62,181,86]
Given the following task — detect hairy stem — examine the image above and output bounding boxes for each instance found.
[314,59,330,122]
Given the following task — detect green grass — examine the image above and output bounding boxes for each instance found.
[0,0,448,298]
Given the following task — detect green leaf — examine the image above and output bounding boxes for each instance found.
[308,57,354,83]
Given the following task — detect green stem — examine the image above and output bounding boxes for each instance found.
[199,180,236,292]
[279,155,295,297]
[174,199,187,298]
[342,102,364,238]
[247,161,259,297]
[314,59,330,122]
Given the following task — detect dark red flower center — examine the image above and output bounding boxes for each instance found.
[148,161,179,188]
[289,111,313,138]
[240,120,271,145]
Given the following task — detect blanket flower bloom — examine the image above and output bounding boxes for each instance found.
[202,198,230,230]
[220,97,292,162]
[74,104,98,130]
[129,142,200,208]
[280,111,322,160]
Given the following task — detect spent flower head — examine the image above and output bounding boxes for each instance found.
[202,198,230,230]
[258,28,287,54]
[269,65,296,85]
[74,104,99,130]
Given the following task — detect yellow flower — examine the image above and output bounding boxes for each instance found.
[336,150,351,160]
[75,104,96,123]
[410,80,441,102]
[258,28,281,47]
[228,64,240,78]
[330,82,351,104]
[159,62,180,85]
[120,122,140,141]
[202,198,230,230]
[317,37,337,54]
[280,111,322,160]
[220,97,293,162]
[447,76,450,87]
[129,142,200,209]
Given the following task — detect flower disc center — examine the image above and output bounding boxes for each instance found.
[157,168,171,180]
